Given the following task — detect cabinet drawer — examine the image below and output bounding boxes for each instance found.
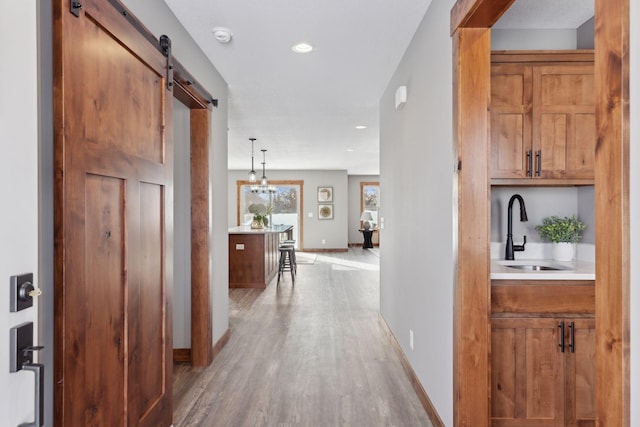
[492,280,595,315]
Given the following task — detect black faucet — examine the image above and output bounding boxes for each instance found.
[505,194,528,260]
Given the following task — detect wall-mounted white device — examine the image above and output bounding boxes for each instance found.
[395,85,407,109]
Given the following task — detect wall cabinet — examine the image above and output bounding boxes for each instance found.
[490,51,595,185]
[491,317,595,426]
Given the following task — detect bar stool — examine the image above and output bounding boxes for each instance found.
[277,245,295,285]
[281,239,297,273]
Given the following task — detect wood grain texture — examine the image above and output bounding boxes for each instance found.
[490,53,595,183]
[450,0,515,34]
[54,1,173,425]
[491,281,595,314]
[229,232,281,288]
[173,249,436,426]
[594,0,631,425]
[453,27,492,427]
[491,51,594,64]
[492,317,596,426]
[173,349,192,363]
[491,318,565,426]
[565,318,596,426]
[190,108,212,367]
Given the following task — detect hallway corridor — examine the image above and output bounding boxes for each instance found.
[173,248,432,426]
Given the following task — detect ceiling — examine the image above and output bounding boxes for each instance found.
[164,0,594,176]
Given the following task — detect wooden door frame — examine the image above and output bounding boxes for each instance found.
[451,0,630,425]
[173,70,216,367]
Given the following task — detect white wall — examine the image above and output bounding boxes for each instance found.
[348,175,379,244]
[121,0,230,347]
[173,100,191,348]
[0,1,39,425]
[630,0,639,423]
[577,17,595,49]
[491,186,594,244]
[379,0,453,423]
[491,29,577,50]
[228,170,349,250]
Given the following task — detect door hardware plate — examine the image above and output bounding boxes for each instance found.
[10,322,33,372]
[10,273,34,312]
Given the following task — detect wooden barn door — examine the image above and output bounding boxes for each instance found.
[53,0,173,425]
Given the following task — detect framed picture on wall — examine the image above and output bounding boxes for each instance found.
[318,204,333,220]
[317,186,333,202]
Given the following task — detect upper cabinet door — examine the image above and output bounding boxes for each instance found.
[533,65,595,180]
[490,51,595,185]
[490,64,533,179]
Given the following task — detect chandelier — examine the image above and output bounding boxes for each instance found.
[251,148,276,194]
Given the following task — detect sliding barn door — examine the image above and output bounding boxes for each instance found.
[53,0,173,425]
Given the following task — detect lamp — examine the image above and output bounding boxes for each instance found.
[251,149,276,194]
[260,149,268,186]
[248,138,257,183]
[360,211,374,230]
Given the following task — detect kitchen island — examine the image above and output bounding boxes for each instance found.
[228,225,293,288]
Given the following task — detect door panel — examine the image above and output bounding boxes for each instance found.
[490,64,532,179]
[54,0,173,425]
[533,65,595,179]
[565,319,596,426]
[135,183,165,421]
[491,318,564,427]
[84,175,127,425]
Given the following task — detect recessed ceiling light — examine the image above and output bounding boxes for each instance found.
[347,149,355,152]
[212,27,232,43]
[291,42,314,53]
[355,125,367,130]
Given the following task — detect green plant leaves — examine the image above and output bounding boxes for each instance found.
[534,215,586,243]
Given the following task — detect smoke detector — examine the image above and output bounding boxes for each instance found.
[212,27,232,43]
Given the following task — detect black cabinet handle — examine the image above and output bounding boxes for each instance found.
[558,322,565,352]
[526,150,533,177]
[569,322,575,353]
[535,150,542,176]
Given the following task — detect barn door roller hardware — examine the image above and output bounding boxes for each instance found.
[71,0,82,16]
[159,35,174,91]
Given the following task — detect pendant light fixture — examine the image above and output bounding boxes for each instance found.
[260,149,268,186]
[248,138,257,183]
[251,148,276,194]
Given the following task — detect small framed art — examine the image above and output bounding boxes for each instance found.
[317,186,333,202]
[318,204,333,220]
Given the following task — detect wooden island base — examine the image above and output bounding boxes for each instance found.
[228,225,292,288]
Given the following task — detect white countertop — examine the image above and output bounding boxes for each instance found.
[491,259,595,281]
[228,224,293,234]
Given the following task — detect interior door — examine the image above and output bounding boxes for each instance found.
[53,1,173,425]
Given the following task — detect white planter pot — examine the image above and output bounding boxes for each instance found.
[552,242,575,261]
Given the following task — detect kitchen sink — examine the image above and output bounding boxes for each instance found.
[506,264,569,271]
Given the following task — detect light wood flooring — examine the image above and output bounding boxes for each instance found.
[173,248,433,426]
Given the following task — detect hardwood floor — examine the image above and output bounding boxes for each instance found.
[173,248,433,426]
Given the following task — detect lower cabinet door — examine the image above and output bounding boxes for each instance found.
[564,318,596,427]
[491,317,565,426]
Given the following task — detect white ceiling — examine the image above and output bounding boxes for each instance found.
[164,0,594,175]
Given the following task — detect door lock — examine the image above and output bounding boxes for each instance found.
[10,273,40,312]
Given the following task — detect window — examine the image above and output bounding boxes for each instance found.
[237,180,303,247]
[360,181,380,228]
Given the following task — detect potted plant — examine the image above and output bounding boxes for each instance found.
[248,203,272,229]
[535,215,586,261]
